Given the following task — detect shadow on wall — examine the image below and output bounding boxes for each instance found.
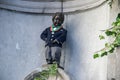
[64,15,84,80]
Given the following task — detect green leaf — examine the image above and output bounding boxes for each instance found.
[113,40,120,47]
[93,54,99,59]
[116,18,120,22]
[117,22,120,26]
[105,30,112,36]
[48,63,58,75]
[33,63,58,80]
[101,51,107,57]
[112,22,117,26]
[105,30,116,36]
[99,35,105,40]
[116,13,120,20]
[115,35,120,45]
[113,42,119,47]
[105,43,109,47]
[108,0,114,8]
[34,77,41,80]
[108,47,115,53]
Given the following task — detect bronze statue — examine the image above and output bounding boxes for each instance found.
[40,12,67,69]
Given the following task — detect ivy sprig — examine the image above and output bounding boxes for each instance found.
[106,0,114,8]
[34,63,58,80]
[93,13,120,59]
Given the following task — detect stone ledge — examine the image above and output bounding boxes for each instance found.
[0,0,106,13]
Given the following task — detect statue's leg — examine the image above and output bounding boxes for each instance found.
[45,46,53,64]
[51,47,63,69]
[55,47,61,65]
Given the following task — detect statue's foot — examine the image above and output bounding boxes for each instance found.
[58,65,64,70]
[46,59,53,64]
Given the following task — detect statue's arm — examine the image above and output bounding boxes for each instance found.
[55,30,67,44]
[40,28,48,42]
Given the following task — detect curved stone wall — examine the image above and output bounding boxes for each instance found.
[0,0,106,13]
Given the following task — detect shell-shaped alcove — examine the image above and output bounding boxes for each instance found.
[0,0,112,80]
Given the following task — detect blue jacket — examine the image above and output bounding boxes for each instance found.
[40,27,67,47]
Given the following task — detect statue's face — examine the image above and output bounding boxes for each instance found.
[53,15,62,26]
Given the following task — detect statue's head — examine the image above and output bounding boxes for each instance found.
[52,12,64,26]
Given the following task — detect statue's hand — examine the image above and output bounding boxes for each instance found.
[45,38,47,42]
[52,39,59,44]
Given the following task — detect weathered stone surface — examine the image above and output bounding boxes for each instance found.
[0,0,117,80]
[0,0,106,13]
[0,2,109,80]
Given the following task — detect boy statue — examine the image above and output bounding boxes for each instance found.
[40,12,67,69]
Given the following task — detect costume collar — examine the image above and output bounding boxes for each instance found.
[50,24,62,32]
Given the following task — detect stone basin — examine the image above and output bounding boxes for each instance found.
[24,68,70,80]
